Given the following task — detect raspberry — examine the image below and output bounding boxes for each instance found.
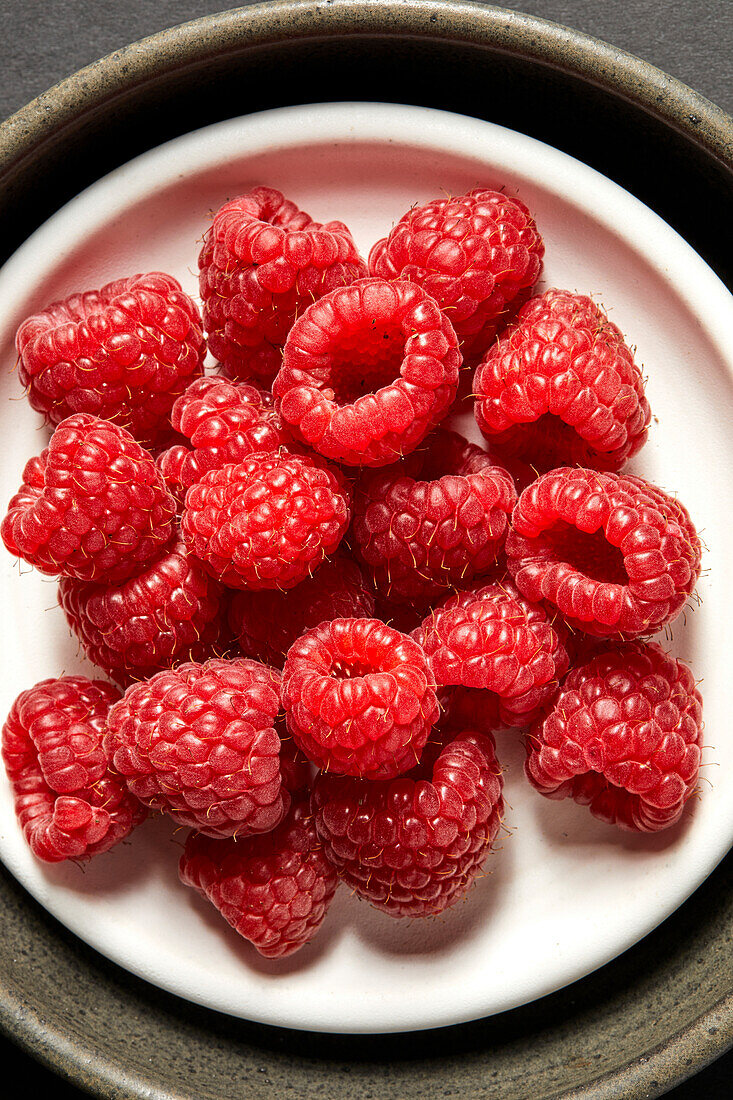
[369,188,543,359]
[281,617,439,779]
[506,467,702,637]
[156,443,191,510]
[351,428,516,604]
[16,273,206,446]
[525,642,703,831]
[58,539,229,686]
[1,676,146,862]
[181,451,350,590]
[199,186,367,385]
[272,277,461,466]
[229,553,375,668]
[312,727,503,917]
[473,289,651,471]
[1,414,176,583]
[179,793,337,957]
[105,658,290,838]
[167,375,292,490]
[413,581,569,728]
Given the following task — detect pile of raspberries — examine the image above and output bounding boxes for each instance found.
[1,185,704,959]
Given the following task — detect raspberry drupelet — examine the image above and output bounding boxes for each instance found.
[166,375,292,491]
[413,581,569,728]
[181,450,350,590]
[229,553,376,668]
[525,642,703,832]
[351,428,516,605]
[1,676,146,862]
[369,188,544,359]
[199,186,367,385]
[16,272,206,447]
[272,277,461,467]
[179,793,338,957]
[281,617,439,780]
[1,414,177,583]
[473,289,651,472]
[312,725,504,917]
[105,658,290,838]
[58,538,229,686]
[506,467,702,638]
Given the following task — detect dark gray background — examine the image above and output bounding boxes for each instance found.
[0,1,731,1098]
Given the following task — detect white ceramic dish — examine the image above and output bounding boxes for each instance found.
[0,102,731,1035]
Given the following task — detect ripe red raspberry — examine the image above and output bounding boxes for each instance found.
[312,727,503,917]
[413,581,569,728]
[199,186,367,385]
[1,414,176,583]
[525,642,703,831]
[281,617,439,779]
[179,793,337,957]
[156,443,191,510]
[506,467,702,637]
[351,428,516,604]
[58,539,229,686]
[167,375,292,490]
[181,451,350,590]
[473,289,651,471]
[228,553,375,668]
[1,676,146,862]
[369,188,543,359]
[16,272,206,446]
[105,658,290,839]
[272,277,461,467]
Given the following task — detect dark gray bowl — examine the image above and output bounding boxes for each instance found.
[1,3,732,1097]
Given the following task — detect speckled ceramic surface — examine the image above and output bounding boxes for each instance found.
[0,2,732,1097]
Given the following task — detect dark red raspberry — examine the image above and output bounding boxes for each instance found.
[473,289,651,471]
[506,467,702,637]
[181,451,350,590]
[281,618,439,779]
[105,658,290,838]
[1,676,146,862]
[58,539,229,686]
[272,277,461,466]
[369,188,543,359]
[525,642,703,831]
[413,581,569,728]
[167,375,292,490]
[199,186,367,385]
[351,428,516,604]
[1,414,176,583]
[16,272,205,446]
[179,793,337,957]
[312,727,503,917]
[156,443,190,510]
[229,553,375,668]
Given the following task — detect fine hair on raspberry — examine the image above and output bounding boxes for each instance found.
[369,187,544,358]
[58,538,229,686]
[180,449,350,590]
[312,727,504,917]
[525,642,703,832]
[179,793,338,957]
[413,580,569,728]
[105,657,291,838]
[199,186,367,384]
[473,288,651,471]
[272,277,461,466]
[351,427,517,604]
[15,272,206,447]
[281,617,439,779]
[506,466,702,638]
[1,413,177,584]
[2,676,146,862]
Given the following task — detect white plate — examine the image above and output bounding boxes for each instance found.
[0,103,732,1035]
